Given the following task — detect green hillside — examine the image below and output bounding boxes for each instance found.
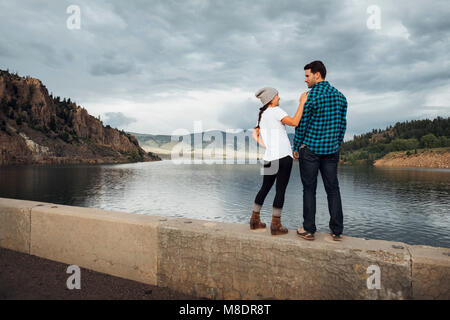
[340,116,450,164]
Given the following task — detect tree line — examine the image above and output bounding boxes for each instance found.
[340,117,450,164]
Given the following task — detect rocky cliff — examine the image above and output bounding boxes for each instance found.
[0,69,160,165]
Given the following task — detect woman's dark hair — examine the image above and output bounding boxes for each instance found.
[254,101,271,130]
[304,60,326,79]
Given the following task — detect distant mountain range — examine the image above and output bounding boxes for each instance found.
[128,130,296,160]
[131,115,450,169]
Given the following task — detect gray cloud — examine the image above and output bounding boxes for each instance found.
[90,55,136,76]
[0,0,448,137]
[102,112,137,129]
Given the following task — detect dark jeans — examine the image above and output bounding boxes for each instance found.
[299,147,344,235]
[254,155,293,209]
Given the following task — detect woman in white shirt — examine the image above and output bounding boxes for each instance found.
[250,87,308,235]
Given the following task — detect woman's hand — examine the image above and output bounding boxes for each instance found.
[299,91,309,105]
[252,128,266,148]
[281,91,309,127]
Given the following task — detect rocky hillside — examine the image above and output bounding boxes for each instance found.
[0,69,160,165]
[373,148,450,169]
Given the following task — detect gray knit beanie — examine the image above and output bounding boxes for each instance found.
[255,87,278,106]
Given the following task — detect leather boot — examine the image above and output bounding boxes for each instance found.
[270,216,288,235]
[249,211,266,230]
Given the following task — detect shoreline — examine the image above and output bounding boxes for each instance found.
[2,156,450,171]
[0,157,162,168]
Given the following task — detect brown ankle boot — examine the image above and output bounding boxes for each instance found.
[270,216,288,235]
[250,211,266,230]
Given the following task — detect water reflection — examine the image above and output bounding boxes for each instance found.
[0,164,104,206]
[0,161,448,248]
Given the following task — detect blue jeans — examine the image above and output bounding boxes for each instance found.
[299,147,344,235]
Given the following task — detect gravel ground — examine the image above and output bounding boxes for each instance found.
[0,247,201,300]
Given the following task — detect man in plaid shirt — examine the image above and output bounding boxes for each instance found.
[294,61,347,242]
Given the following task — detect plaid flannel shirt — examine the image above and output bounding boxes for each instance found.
[292,81,347,155]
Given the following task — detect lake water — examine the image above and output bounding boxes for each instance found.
[0,160,449,248]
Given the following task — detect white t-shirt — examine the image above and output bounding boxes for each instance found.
[258,107,293,162]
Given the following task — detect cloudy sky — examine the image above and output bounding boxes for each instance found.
[0,0,449,139]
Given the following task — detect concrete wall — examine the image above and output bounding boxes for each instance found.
[1,197,449,300]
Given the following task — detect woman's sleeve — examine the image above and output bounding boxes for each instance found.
[275,108,288,121]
